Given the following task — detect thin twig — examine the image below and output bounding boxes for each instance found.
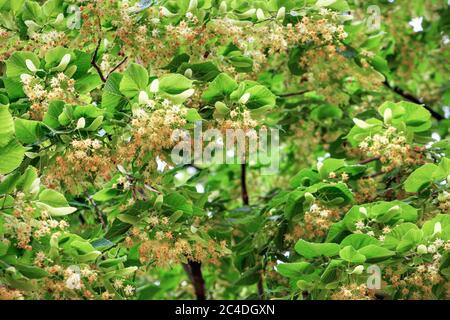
[278,90,309,98]
[91,37,107,83]
[108,56,128,76]
[358,156,381,165]
[383,81,444,121]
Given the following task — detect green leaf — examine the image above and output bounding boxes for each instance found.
[185,109,202,122]
[379,101,431,132]
[202,73,238,102]
[159,74,193,94]
[43,100,65,129]
[39,189,69,207]
[277,262,312,278]
[295,239,340,259]
[16,166,38,193]
[290,169,320,188]
[0,140,25,174]
[339,245,366,263]
[92,188,119,202]
[102,73,128,113]
[178,61,221,82]
[0,172,20,195]
[164,192,193,215]
[244,85,277,109]
[312,182,354,206]
[358,245,395,262]
[14,119,40,144]
[5,51,40,77]
[14,263,48,279]
[320,259,344,284]
[404,163,439,193]
[318,158,346,179]
[396,229,423,253]
[383,223,419,250]
[0,105,15,148]
[340,234,380,250]
[119,63,149,97]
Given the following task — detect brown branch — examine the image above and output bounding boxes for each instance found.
[108,56,128,76]
[278,89,309,98]
[383,81,444,121]
[359,156,381,165]
[91,37,107,83]
[183,260,206,300]
[240,163,265,299]
[240,163,249,206]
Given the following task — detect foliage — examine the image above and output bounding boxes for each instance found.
[0,0,449,300]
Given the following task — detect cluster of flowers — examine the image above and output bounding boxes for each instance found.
[386,238,450,299]
[2,192,69,251]
[124,215,229,268]
[44,138,114,195]
[116,94,188,178]
[331,283,376,300]
[20,73,77,120]
[359,126,425,173]
[284,202,343,243]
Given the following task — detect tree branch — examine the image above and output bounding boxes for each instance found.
[91,38,107,83]
[108,56,128,76]
[183,260,206,300]
[240,163,265,299]
[278,89,309,98]
[383,81,444,121]
[359,156,381,165]
[240,163,249,206]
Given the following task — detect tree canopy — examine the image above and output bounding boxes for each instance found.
[0,0,449,300]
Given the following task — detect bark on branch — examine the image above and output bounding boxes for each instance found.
[183,260,206,300]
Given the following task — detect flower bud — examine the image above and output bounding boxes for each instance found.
[256,8,265,21]
[353,118,373,129]
[388,205,401,214]
[187,0,198,12]
[359,207,368,216]
[351,265,364,275]
[219,1,227,14]
[138,91,149,105]
[417,244,427,254]
[24,20,40,30]
[58,54,71,70]
[383,108,392,124]
[184,68,193,78]
[239,92,251,104]
[76,117,86,129]
[149,79,159,93]
[160,7,176,17]
[25,59,37,73]
[304,192,315,203]
[55,13,64,24]
[241,9,256,18]
[215,101,229,115]
[20,73,33,83]
[317,162,324,171]
[276,7,286,21]
[433,222,442,235]
[180,88,195,99]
